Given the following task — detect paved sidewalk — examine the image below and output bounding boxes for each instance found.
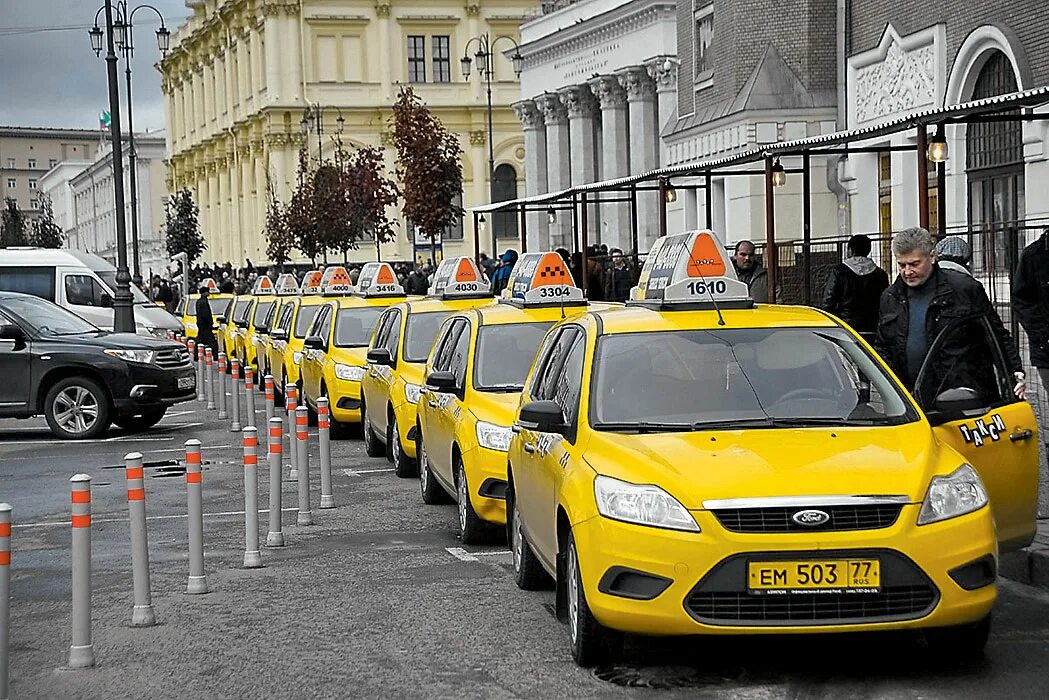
[1001,520,1049,591]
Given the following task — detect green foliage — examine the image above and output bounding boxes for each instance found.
[164,189,206,264]
[286,148,320,263]
[264,176,293,267]
[30,193,64,248]
[0,197,28,248]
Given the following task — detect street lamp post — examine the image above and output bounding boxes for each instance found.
[461,33,523,257]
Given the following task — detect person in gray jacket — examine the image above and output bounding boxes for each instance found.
[820,234,889,335]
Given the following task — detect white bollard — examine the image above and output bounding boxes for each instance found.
[318,397,334,509]
[266,417,285,547]
[217,353,228,420]
[286,383,299,481]
[124,453,155,627]
[68,475,95,669]
[230,359,243,432]
[1,503,10,698]
[185,441,208,594]
[295,405,313,526]
[205,348,216,410]
[242,427,263,568]
[244,365,257,431]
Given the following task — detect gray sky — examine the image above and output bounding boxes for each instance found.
[0,0,191,132]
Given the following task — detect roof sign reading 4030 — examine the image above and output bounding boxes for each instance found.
[505,251,585,306]
[429,257,492,298]
[356,262,405,298]
[633,230,752,305]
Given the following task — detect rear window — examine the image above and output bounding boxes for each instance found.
[0,267,55,302]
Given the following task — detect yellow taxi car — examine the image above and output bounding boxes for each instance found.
[257,273,300,379]
[223,294,256,366]
[415,251,612,544]
[176,278,233,341]
[300,263,406,429]
[360,256,496,477]
[506,230,1039,666]
[267,270,325,397]
[243,275,280,374]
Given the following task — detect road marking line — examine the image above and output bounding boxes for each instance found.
[473,550,511,557]
[445,547,478,562]
[341,468,394,476]
[12,507,302,529]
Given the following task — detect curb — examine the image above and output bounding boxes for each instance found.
[1000,528,1049,592]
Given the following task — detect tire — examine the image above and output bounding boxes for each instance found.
[456,456,494,545]
[509,484,552,590]
[113,409,167,433]
[390,413,418,478]
[44,376,112,440]
[565,532,622,667]
[419,430,451,505]
[362,399,386,458]
[924,614,991,661]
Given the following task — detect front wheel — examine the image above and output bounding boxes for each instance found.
[457,457,495,545]
[509,485,552,590]
[113,409,167,433]
[566,532,622,667]
[391,414,418,478]
[362,399,386,458]
[419,431,451,505]
[44,376,112,440]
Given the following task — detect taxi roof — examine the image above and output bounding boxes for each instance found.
[475,301,595,327]
[252,275,276,295]
[592,303,839,336]
[401,296,497,315]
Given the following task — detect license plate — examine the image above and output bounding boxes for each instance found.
[178,376,196,390]
[747,559,880,594]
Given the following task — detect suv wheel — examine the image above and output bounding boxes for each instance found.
[44,377,111,440]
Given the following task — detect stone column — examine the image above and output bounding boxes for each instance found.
[249,26,262,109]
[558,85,599,245]
[264,11,281,103]
[589,75,630,251]
[536,93,570,249]
[511,100,548,251]
[647,57,678,167]
[618,66,659,251]
[285,11,302,104]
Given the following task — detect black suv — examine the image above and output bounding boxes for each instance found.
[0,292,196,439]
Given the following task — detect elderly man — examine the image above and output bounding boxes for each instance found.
[874,227,1024,398]
[731,240,769,301]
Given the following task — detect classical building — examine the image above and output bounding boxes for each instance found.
[512,0,678,253]
[159,0,536,267]
[0,127,101,221]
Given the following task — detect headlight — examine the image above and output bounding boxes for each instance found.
[404,383,422,405]
[917,464,988,525]
[335,363,366,382]
[594,475,699,532]
[104,348,156,364]
[293,351,303,365]
[476,420,512,452]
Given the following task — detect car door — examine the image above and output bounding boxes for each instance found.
[364,310,395,438]
[425,318,467,486]
[302,303,332,401]
[62,272,113,329]
[0,310,31,409]
[420,319,456,466]
[914,314,1039,552]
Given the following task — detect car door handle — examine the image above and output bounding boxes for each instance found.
[523,442,537,454]
[1009,429,1034,442]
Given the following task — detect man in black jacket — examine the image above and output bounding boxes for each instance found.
[195,286,218,356]
[1012,228,1049,392]
[820,234,889,335]
[874,227,1025,400]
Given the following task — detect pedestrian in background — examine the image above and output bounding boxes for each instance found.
[405,264,429,295]
[819,234,889,336]
[604,247,634,302]
[934,235,973,276]
[1012,227,1049,394]
[195,285,218,356]
[491,249,518,295]
[874,227,1024,397]
[731,240,769,302]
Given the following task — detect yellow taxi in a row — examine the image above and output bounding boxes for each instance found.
[222,294,255,365]
[360,256,496,476]
[255,273,300,379]
[300,263,406,429]
[265,270,325,398]
[415,252,614,544]
[176,278,233,341]
[242,275,278,373]
[506,230,1039,666]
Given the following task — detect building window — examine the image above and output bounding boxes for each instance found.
[432,36,451,83]
[29,199,37,209]
[878,152,892,235]
[693,2,714,88]
[5,158,13,168]
[492,164,519,239]
[49,159,57,168]
[5,178,14,189]
[27,158,36,169]
[28,179,37,190]
[407,35,426,83]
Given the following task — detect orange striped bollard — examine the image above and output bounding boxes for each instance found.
[205,348,216,410]
[266,417,285,547]
[295,405,313,526]
[217,353,228,419]
[195,344,206,401]
[185,440,208,594]
[244,365,257,430]
[318,397,334,509]
[264,374,276,423]
[242,427,263,568]
[125,453,156,626]
[286,383,299,480]
[230,359,242,432]
[1,503,10,698]
[68,474,95,668]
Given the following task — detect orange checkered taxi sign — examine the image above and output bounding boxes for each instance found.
[356,262,405,297]
[199,277,220,293]
[252,275,275,295]
[429,257,492,298]
[275,273,299,296]
[632,230,751,305]
[320,266,354,295]
[300,270,324,295]
[505,252,584,305]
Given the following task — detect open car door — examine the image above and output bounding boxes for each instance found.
[915,314,1039,552]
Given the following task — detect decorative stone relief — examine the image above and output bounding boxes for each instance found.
[645,57,678,92]
[853,26,939,125]
[557,85,597,118]
[375,3,390,18]
[511,100,545,129]
[464,4,480,16]
[588,75,627,109]
[536,93,568,125]
[616,66,655,101]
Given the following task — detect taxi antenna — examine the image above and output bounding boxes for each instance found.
[683,244,727,326]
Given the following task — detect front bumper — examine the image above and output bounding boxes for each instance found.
[330,380,363,424]
[112,362,196,416]
[393,399,420,458]
[462,445,509,525]
[570,504,997,637]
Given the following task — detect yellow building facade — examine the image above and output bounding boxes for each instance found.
[159,0,534,266]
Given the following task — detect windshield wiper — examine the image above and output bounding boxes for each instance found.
[478,383,523,393]
[689,417,776,430]
[767,416,879,427]
[592,421,693,433]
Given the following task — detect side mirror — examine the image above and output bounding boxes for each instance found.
[99,292,114,308]
[270,328,288,341]
[367,347,394,367]
[517,400,566,434]
[425,370,460,396]
[216,315,228,324]
[927,387,987,425]
[256,323,270,335]
[235,319,249,329]
[0,323,25,341]
[304,335,325,351]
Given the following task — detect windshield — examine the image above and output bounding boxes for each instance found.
[1,295,99,336]
[590,327,917,431]
[403,311,451,363]
[95,270,149,303]
[334,307,384,348]
[474,322,554,391]
[252,301,275,329]
[209,298,233,317]
[233,300,252,323]
[294,305,321,339]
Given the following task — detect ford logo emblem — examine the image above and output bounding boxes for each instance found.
[792,509,830,526]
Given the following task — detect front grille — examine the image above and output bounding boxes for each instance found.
[156,348,191,369]
[712,504,903,533]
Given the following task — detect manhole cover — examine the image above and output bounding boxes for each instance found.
[594,665,733,689]
[152,466,186,478]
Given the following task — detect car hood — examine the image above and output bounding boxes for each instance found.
[583,422,945,509]
[330,346,369,366]
[466,390,520,427]
[40,331,182,352]
[132,303,182,331]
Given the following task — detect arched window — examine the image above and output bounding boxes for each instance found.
[492,163,519,239]
[966,50,1024,273]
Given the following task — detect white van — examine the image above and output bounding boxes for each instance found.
[0,248,182,337]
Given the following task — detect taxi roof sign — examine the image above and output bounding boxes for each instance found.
[300,270,324,295]
[320,266,355,295]
[355,262,405,298]
[252,275,275,295]
[198,277,220,293]
[630,230,753,308]
[274,273,299,296]
[502,251,585,307]
[429,256,492,299]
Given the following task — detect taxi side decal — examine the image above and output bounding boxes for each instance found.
[959,414,1006,447]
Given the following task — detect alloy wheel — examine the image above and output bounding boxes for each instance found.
[53,386,99,435]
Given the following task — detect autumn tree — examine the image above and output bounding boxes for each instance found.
[164,189,206,264]
[286,148,321,263]
[263,177,293,268]
[0,198,28,248]
[30,193,64,248]
[311,161,347,262]
[341,145,398,255]
[390,86,463,246]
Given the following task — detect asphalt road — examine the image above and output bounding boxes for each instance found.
[2,396,1049,699]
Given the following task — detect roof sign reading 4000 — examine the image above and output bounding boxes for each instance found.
[300,270,324,295]
[356,262,405,298]
[252,275,275,295]
[274,273,299,296]
[320,266,355,295]
[632,230,752,305]
[505,251,585,306]
[429,257,491,298]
